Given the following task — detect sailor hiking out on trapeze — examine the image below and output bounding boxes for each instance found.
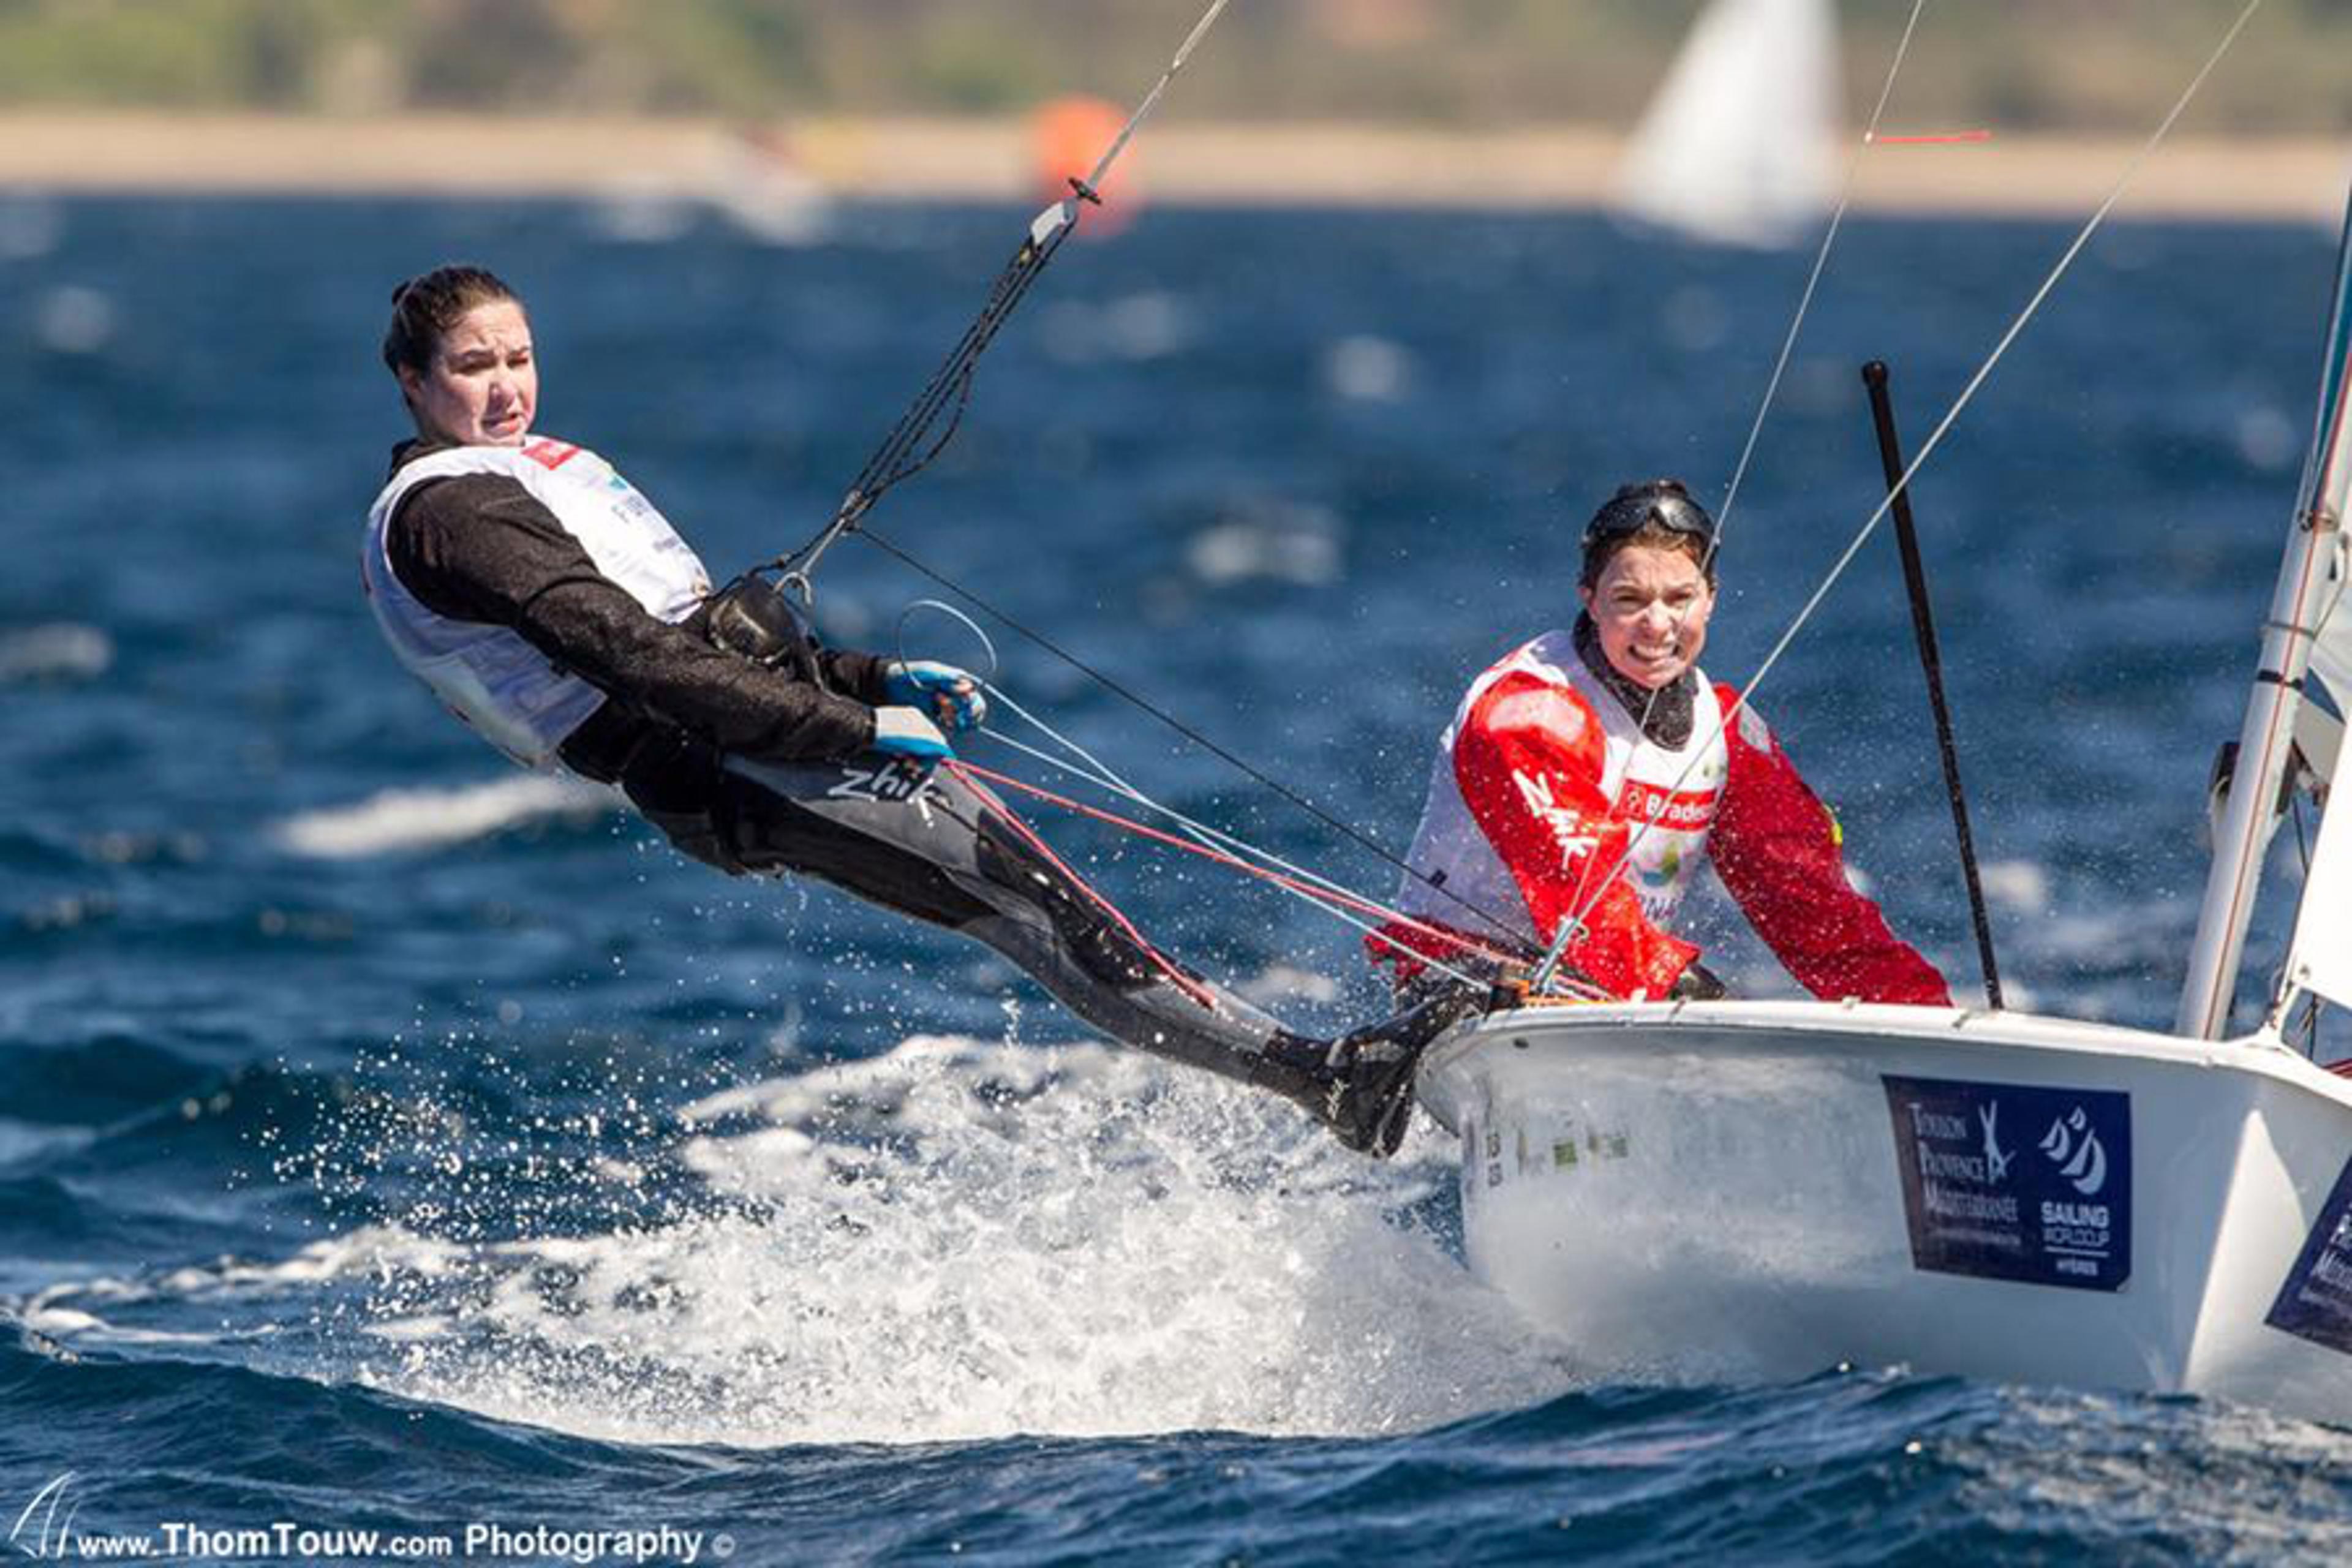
[361,265,1464,1158]
[1373,479,1951,1008]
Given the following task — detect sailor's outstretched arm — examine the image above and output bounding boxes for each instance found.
[386,475,884,761]
[1450,671,1700,998]
[1708,691,1952,1006]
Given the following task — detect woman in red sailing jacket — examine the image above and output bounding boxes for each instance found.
[1376,479,1950,1008]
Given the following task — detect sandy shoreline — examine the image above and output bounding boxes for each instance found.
[1,113,2346,222]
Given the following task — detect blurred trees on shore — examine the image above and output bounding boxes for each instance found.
[1,1,2344,133]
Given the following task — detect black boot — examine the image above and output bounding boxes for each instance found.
[1262,987,1483,1158]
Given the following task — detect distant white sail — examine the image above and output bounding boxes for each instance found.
[1615,0,1841,248]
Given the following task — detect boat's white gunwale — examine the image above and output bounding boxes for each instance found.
[1420,998,2352,1115]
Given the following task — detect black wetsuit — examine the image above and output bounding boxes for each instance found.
[379,440,1342,1109]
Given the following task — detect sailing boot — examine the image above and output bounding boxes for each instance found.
[1261,987,1485,1158]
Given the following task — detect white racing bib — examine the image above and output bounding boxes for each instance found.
[1398,631,1728,941]
[362,437,713,766]
[1578,660,1727,923]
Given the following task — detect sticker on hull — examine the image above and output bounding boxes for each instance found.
[1882,1076,2132,1292]
[2266,1153,2352,1355]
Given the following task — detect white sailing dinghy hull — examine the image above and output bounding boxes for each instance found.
[1419,1003,2352,1422]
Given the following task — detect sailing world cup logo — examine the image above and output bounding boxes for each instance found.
[2040,1106,2109,1196]
[1883,1076,2132,1293]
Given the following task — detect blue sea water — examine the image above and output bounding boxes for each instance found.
[5,190,2352,1562]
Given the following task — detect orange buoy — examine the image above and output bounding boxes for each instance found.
[1030,95,1139,236]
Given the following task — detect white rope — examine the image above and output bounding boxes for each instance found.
[894,597,1000,682]
[974,688,1513,994]
[1711,0,2269,731]
[983,728,1504,995]
[889,590,1529,990]
[1712,0,1932,543]
[1535,0,2269,992]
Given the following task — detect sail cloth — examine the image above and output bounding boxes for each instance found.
[1614,0,1840,249]
[2284,540,2352,1014]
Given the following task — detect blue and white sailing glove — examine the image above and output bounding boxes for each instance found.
[871,706,952,764]
[883,660,987,733]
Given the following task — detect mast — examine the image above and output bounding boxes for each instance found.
[2177,187,2352,1039]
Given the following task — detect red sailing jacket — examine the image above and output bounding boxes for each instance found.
[1374,633,1950,1007]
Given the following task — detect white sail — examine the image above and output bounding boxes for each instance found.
[1615,0,1840,249]
[2313,567,2352,702]
[2282,552,2352,1012]
[2183,189,2352,1037]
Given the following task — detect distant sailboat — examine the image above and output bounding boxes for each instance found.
[1615,0,1840,248]
[585,125,833,249]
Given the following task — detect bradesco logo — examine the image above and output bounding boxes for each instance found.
[1616,779,1716,832]
[1882,1076,2132,1293]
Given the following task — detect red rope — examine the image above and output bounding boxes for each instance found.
[948,758,1524,973]
[943,760,1221,1009]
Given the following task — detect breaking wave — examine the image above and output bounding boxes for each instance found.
[20,1036,1573,1448]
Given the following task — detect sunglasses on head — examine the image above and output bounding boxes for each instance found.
[1580,482,1718,556]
